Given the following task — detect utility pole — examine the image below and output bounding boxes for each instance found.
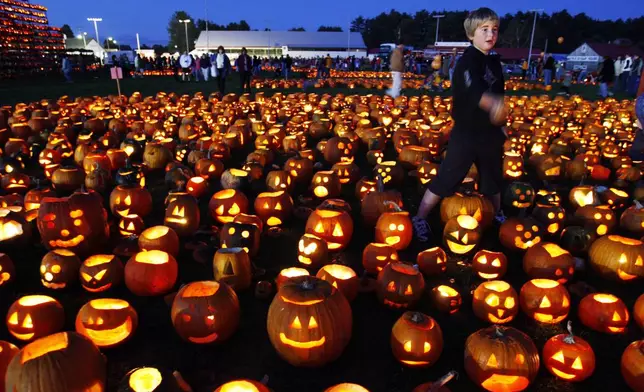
[433,15,445,44]
[205,0,209,51]
[87,17,102,46]
[527,9,543,65]
[179,19,191,53]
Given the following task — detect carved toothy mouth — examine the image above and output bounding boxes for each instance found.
[49,235,85,248]
[384,299,409,309]
[550,368,576,380]
[279,333,325,348]
[84,318,133,346]
[41,279,66,289]
[514,237,541,249]
[187,331,219,344]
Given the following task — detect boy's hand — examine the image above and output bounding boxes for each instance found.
[490,99,508,126]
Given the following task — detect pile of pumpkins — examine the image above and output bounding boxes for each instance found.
[0,90,642,392]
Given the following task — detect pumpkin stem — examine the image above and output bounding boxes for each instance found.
[563,320,576,344]
[494,325,503,337]
[384,200,402,212]
[172,370,193,392]
[300,277,316,290]
[634,199,643,210]
[409,312,427,324]
[428,371,458,392]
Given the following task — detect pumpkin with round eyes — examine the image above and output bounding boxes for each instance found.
[519,279,570,324]
[80,254,124,293]
[472,281,519,324]
[185,176,208,198]
[285,155,314,185]
[375,208,413,251]
[214,379,270,392]
[120,366,184,392]
[1,172,30,194]
[164,192,200,237]
[0,253,15,288]
[543,321,595,382]
[589,235,644,281]
[472,250,508,280]
[366,149,385,166]
[377,262,425,309]
[6,295,65,341]
[440,192,495,229]
[316,264,358,302]
[374,161,405,189]
[171,281,240,345]
[0,207,31,249]
[499,217,543,252]
[502,151,524,180]
[416,246,447,276]
[532,204,566,236]
[443,215,481,255]
[213,248,252,291]
[267,276,352,367]
[298,234,328,269]
[117,214,145,237]
[220,222,261,257]
[569,185,599,209]
[40,249,81,290]
[75,298,138,349]
[138,226,180,256]
[431,285,462,314]
[125,250,178,296]
[503,182,535,210]
[5,332,106,392]
[464,326,540,392]
[266,170,294,193]
[324,136,355,164]
[578,293,629,334]
[523,242,575,283]
[621,340,644,392]
[305,202,353,251]
[599,187,629,210]
[254,190,294,227]
[209,189,249,224]
[310,170,342,200]
[391,311,443,368]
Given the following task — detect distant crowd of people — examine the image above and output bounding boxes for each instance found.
[596,54,643,97]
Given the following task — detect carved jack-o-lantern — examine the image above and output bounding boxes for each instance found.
[298,234,328,269]
[355,178,377,201]
[391,312,443,367]
[118,214,145,237]
[574,205,616,236]
[125,250,178,296]
[138,226,180,256]
[375,208,413,250]
[443,215,481,255]
[569,185,598,209]
[504,182,534,209]
[464,326,540,392]
[416,161,439,186]
[40,249,81,290]
[0,252,15,287]
[431,285,462,314]
[305,203,353,251]
[472,281,518,324]
[1,172,30,194]
[213,248,252,291]
[276,267,311,290]
[316,264,359,302]
[375,161,404,188]
[311,170,342,199]
[523,242,575,283]
[171,281,240,344]
[80,254,124,293]
[266,170,294,192]
[186,176,208,198]
[377,262,425,309]
[285,156,314,184]
[0,207,31,248]
[164,192,200,237]
[578,293,629,334]
[109,185,153,218]
[6,295,65,341]
[543,322,596,382]
[254,191,294,227]
[332,161,360,185]
[209,189,249,224]
[472,250,508,280]
[267,276,352,367]
[416,247,447,276]
[589,235,644,281]
[440,192,495,229]
[220,222,261,257]
[499,217,543,252]
[75,298,138,348]
[532,204,566,236]
[503,152,524,179]
[519,279,570,324]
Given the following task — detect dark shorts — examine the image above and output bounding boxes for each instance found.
[428,134,504,197]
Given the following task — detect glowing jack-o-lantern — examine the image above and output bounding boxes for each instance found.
[214,379,270,392]
[532,204,566,236]
[276,267,311,290]
[589,235,644,281]
[575,205,616,236]
[209,189,249,224]
[464,326,540,392]
[298,234,328,269]
[75,298,138,348]
[311,170,342,200]
[1,172,30,194]
[185,176,208,198]
[125,250,178,296]
[80,254,124,293]
[324,136,355,164]
[254,191,294,227]
[285,156,314,184]
[503,182,535,209]
[138,226,180,256]
[267,276,352,367]
[5,332,106,392]
[316,264,358,302]
[543,321,596,382]
[109,185,153,218]
[523,242,575,283]
[431,285,462,314]
[375,161,404,188]
[377,262,425,309]
[472,281,518,324]
[569,185,599,209]
[375,208,413,250]
[503,152,524,179]
[578,293,629,334]
[415,161,439,186]
[499,217,543,252]
[213,248,252,291]
[324,384,370,392]
[220,221,261,257]
[118,214,145,237]
[332,161,360,185]
[362,242,398,274]
[40,249,81,290]
[391,311,443,367]
[519,279,570,324]
[621,340,644,392]
[440,192,495,229]
[443,215,481,255]
[472,250,508,280]
[305,203,353,251]
[164,192,200,237]
[355,178,377,201]
[171,281,240,344]
[120,367,183,392]
[6,295,65,341]
[416,247,447,276]
[0,252,15,287]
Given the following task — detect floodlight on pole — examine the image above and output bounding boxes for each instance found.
[179,19,191,53]
[433,15,445,44]
[87,17,102,46]
[107,37,113,50]
[527,9,543,64]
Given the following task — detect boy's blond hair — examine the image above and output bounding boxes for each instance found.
[464,7,500,39]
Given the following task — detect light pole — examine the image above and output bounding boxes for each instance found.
[77,33,87,48]
[527,9,543,65]
[107,37,113,50]
[433,15,445,44]
[113,40,120,51]
[179,19,191,53]
[204,0,209,51]
[87,17,102,46]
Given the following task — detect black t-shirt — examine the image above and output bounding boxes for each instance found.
[451,46,505,144]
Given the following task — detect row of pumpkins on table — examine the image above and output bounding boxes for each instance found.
[0,91,642,391]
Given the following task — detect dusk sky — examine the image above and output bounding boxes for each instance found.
[40,0,643,46]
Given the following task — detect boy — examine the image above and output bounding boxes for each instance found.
[413,7,507,242]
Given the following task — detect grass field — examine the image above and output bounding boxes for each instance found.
[0,72,635,107]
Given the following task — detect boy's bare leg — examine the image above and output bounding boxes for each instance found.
[416,189,442,220]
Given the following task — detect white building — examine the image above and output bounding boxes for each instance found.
[192,31,367,59]
[65,38,105,60]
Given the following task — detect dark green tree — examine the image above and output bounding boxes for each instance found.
[289,27,306,31]
[318,26,343,32]
[168,11,199,52]
[61,24,74,38]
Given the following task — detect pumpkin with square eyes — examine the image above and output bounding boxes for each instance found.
[213,248,252,291]
[440,192,495,229]
[117,214,145,237]
[416,247,447,276]
[589,235,644,281]
[374,161,405,189]
[575,205,616,236]
[125,250,178,296]
[75,298,138,349]
[375,209,413,251]
[109,185,152,219]
[164,192,200,237]
[472,281,519,324]
[220,221,261,257]
[254,191,294,227]
[40,249,80,290]
[5,332,106,392]
[6,295,65,341]
[310,170,341,200]
[332,161,360,185]
[543,321,596,382]
[171,280,240,345]
[391,311,443,368]
[443,215,481,255]
[305,203,353,251]
[267,276,352,367]
[209,189,249,224]
[472,250,508,280]
[499,217,543,252]
[377,262,425,309]
[1,172,30,194]
[298,234,328,269]
[316,264,358,302]
[285,156,314,185]
[503,182,535,209]
[578,293,629,334]
[80,254,124,293]
[324,136,355,164]
[503,151,524,179]
[519,279,570,324]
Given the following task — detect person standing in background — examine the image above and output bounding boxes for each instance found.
[200,54,211,82]
[620,54,633,93]
[629,55,642,95]
[614,56,623,91]
[214,46,231,94]
[62,55,73,83]
[236,47,253,94]
[599,56,615,98]
[387,44,404,98]
[284,54,293,80]
[324,54,332,78]
[543,55,555,86]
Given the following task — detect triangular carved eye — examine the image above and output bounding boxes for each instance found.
[571,357,583,370]
[387,281,396,292]
[224,262,234,275]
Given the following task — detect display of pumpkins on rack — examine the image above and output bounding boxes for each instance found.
[0,91,641,391]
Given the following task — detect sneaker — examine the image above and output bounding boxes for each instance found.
[494,210,507,225]
[412,216,431,242]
